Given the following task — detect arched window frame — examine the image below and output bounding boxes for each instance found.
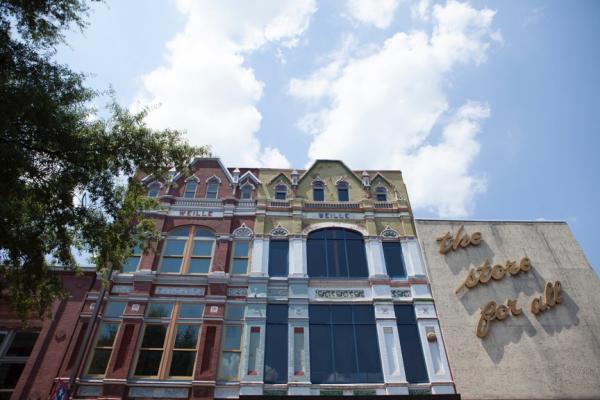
[240,182,255,200]
[336,179,349,202]
[183,177,199,198]
[274,183,288,201]
[205,176,221,199]
[306,227,369,278]
[312,179,325,202]
[147,182,162,198]
[374,185,388,202]
[159,226,216,274]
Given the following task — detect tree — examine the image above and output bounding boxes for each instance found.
[0,0,208,321]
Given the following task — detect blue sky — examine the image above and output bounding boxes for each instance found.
[57,0,600,274]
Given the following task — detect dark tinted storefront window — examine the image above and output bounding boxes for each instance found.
[307,228,368,278]
[268,240,289,277]
[264,305,288,384]
[383,242,407,278]
[394,305,428,383]
[309,305,382,384]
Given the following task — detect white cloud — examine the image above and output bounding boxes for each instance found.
[290,0,498,217]
[132,0,317,168]
[345,0,402,29]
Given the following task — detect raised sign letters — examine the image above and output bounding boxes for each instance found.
[456,257,532,294]
[476,299,522,338]
[531,281,562,315]
[436,225,482,254]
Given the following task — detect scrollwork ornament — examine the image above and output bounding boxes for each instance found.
[380,225,400,239]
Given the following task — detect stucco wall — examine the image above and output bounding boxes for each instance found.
[414,220,600,400]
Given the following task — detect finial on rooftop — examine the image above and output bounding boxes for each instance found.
[362,171,370,188]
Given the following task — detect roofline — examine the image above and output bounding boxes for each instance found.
[414,218,567,224]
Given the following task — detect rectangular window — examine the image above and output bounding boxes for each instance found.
[268,240,289,277]
[206,182,218,199]
[160,238,187,273]
[338,188,349,202]
[313,187,324,201]
[230,240,250,275]
[309,305,382,384]
[0,330,39,397]
[86,323,119,376]
[123,244,142,273]
[395,305,428,383]
[133,302,202,379]
[264,305,288,383]
[247,327,261,375]
[103,301,126,318]
[218,325,242,381]
[383,242,407,278]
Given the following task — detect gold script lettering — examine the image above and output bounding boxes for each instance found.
[531,281,562,315]
[456,257,533,294]
[476,299,521,338]
[436,225,482,254]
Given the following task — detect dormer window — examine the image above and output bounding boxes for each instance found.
[275,184,287,200]
[240,183,253,200]
[148,182,161,198]
[206,177,219,199]
[313,181,324,201]
[184,181,197,198]
[337,181,349,202]
[375,186,387,202]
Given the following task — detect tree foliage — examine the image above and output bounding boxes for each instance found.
[0,0,208,321]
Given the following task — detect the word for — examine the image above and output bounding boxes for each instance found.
[531,281,562,315]
[436,225,482,254]
[456,257,532,294]
[476,299,522,338]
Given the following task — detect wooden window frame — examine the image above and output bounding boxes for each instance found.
[240,183,253,200]
[84,322,121,377]
[375,186,387,202]
[217,323,244,382]
[274,184,287,200]
[230,239,251,275]
[131,302,204,380]
[159,226,215,275]
[183,180,198,198]
[205,178,219,199]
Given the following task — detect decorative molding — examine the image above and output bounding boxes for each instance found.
[205,174,222,184]
[232,223,253,237]
[128,387,189,398]
[391,289,412,299]
[184,175,200,182]
[381,225,400,239]
[154,286,205,296]
[315,289,365,299]
[228,287,248,297]
[270,224,289,237]
[268,287,288,297]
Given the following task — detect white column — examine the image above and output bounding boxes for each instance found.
[374,303,409,395]
[289,237,306,276]
[250,237,269,276]
[414,304,453,393]
[366,238,387,277]
[402,239,426,278]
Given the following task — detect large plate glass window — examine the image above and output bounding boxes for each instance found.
[132,302,204,379]
[395,305,428,383]
[309,305,382,384]
[307,228,368,278]
[159,226,215,274]
[264,305,288,383]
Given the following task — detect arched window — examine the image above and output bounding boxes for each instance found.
[307,228,368,278]
[148,182,161,198]
[240,183,253,200]
[337,181,349,202]
[206,177,219,199]
[312,181,324,202]
[184,181,197,198]
[375,186,387,202]
[275,184,287,200]
[159,226,215,274]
